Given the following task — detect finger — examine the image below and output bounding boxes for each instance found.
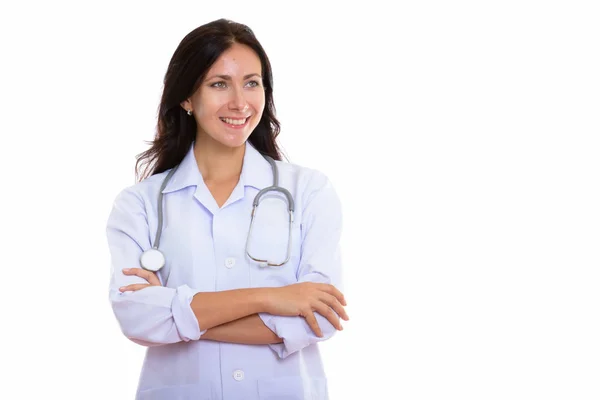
[313,302,343,331]
[122,268,161,286]
[119,283,151,292]
[122,267,151,280]
[145,272,161,286]
[302,309,323,337]
[320,292,349,321]
[319,283,347,306]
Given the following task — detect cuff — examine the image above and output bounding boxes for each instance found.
[259,313,316,359]
[171,284,205,341]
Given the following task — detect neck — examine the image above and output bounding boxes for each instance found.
[194,135,246,184]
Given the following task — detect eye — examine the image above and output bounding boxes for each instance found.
[246,80,261,88]
[211,81,227,88]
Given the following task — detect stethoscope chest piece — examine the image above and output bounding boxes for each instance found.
[140,248,166,272]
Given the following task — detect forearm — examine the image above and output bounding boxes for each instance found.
[191,288,269,331]
[201,314,283,344]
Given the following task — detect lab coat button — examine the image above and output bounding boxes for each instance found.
[225,257,236,268]
[233,369,244,381]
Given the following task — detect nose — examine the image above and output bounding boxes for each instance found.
[228,86,249,112]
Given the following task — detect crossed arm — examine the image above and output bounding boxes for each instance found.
[108,173,346,355]
[202,314,282,344]
[119,267,348,345]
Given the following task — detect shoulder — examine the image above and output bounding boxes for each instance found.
[273,159,339,208]
[110,170,172,212]
[275,158,330,185]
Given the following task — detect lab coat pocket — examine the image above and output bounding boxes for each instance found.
[257,376,328,400]
[137,381,216,400]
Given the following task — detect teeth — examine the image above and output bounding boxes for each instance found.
[221,117,247,125]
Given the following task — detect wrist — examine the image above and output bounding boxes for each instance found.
[253,287,274,314]
[199,329,213,340]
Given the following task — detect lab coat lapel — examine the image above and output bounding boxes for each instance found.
[222,141,273,208]
[192,141,273,214]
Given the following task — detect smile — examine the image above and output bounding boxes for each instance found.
[220,116,250,127]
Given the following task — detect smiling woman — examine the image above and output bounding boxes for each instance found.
[105,18,347,400]
[180,44,266,153]
[134,19,282,185]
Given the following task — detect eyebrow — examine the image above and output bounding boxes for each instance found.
[206,73,262,81]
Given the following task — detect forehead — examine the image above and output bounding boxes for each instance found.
[206,43,262,77]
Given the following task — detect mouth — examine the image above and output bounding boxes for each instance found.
[219,116,250,129]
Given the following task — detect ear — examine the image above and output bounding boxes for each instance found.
[180,99,192,112]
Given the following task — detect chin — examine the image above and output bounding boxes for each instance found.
[218,135,249,148]
[198,121,256,148]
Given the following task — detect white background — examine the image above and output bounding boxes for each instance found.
[1,1,599,399]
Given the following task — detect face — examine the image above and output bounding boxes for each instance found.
[181,43,266,149]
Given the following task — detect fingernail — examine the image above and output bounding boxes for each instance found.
[122,268,130,272]
[119,287,125,291]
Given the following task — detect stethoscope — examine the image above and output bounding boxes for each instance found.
[139,155,295,272]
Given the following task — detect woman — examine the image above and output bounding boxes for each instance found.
[106,18,348,399]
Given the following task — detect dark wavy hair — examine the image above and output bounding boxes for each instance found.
[135,18,284,182]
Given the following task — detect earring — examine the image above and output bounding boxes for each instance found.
[187,109,193,116]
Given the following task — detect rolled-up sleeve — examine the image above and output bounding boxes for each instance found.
[259,173,344,358]
[106,188,204,347]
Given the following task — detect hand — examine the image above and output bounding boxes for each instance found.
[119,268,162,292]
[264,282,349,337]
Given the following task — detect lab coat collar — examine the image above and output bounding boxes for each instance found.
[161,140,273,195]
[240,140,273,190]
